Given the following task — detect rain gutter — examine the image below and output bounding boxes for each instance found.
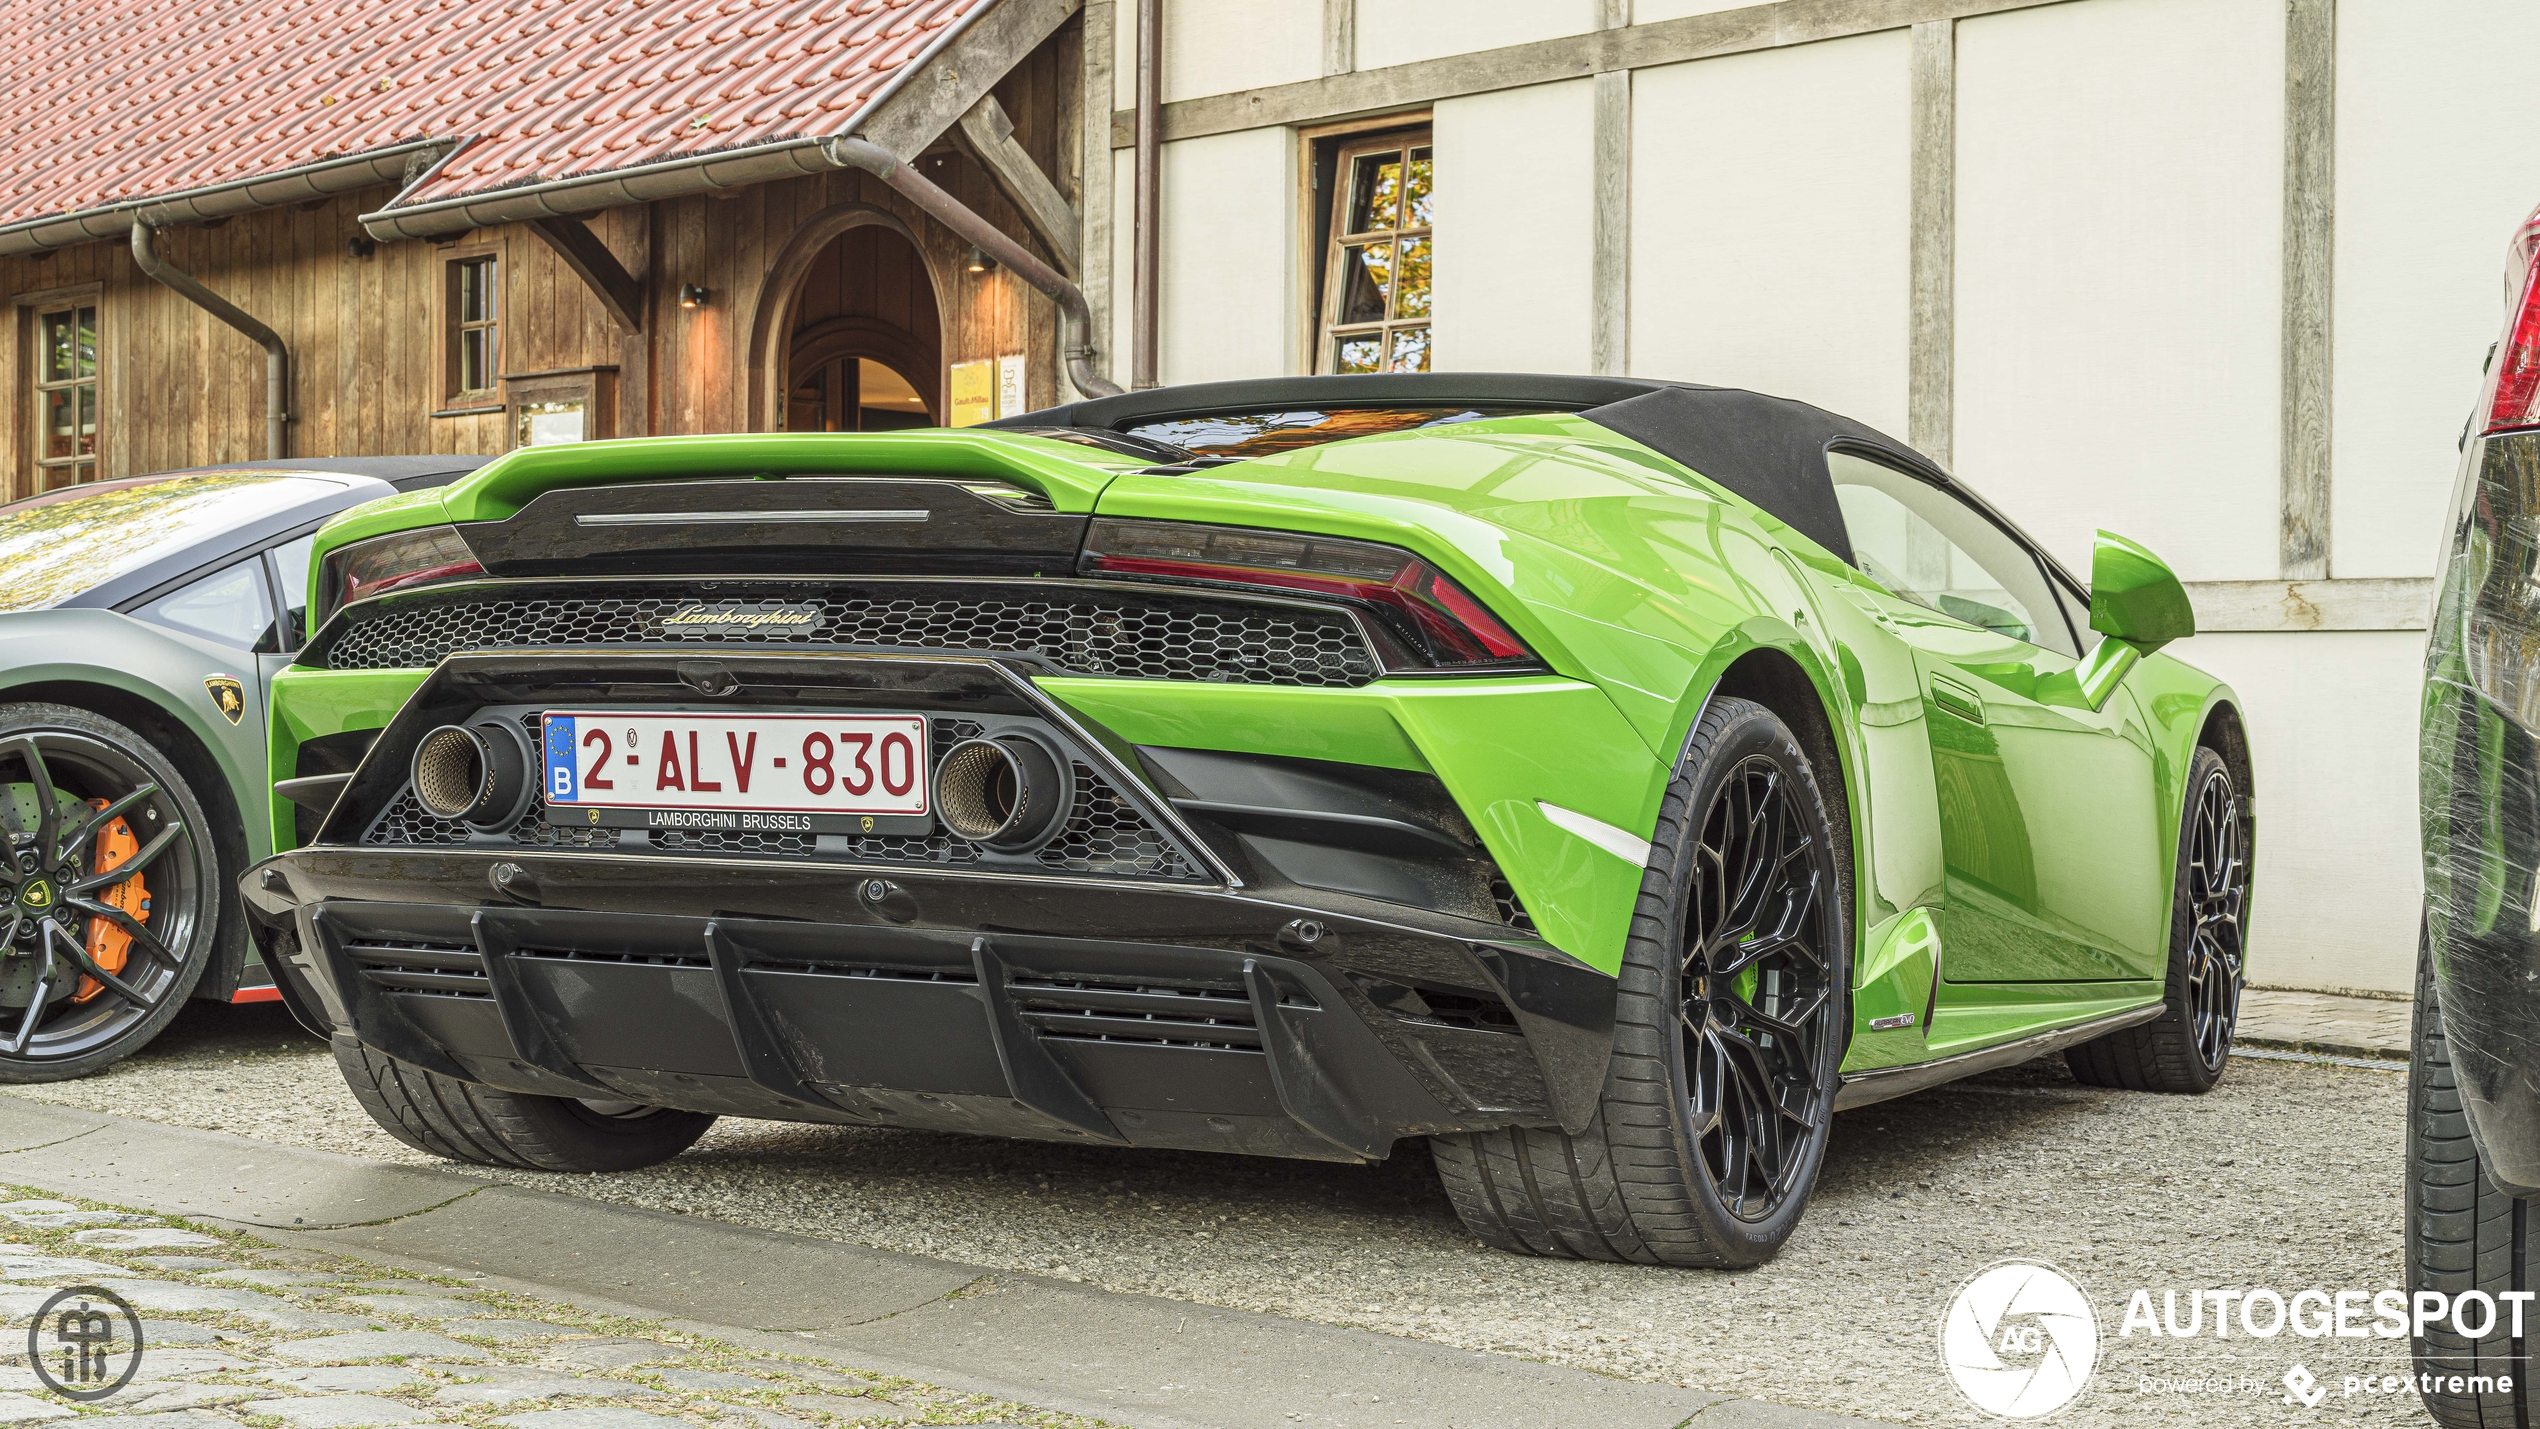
[132,223,288,459]
[0,139,452,257]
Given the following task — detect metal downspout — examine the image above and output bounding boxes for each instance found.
[825,138,1123,399]
[1131,0,1161,389]
[131,223,288,459]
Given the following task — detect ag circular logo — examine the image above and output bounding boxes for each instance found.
[28,1284,144,1400]
[1939,1259,2098,1419]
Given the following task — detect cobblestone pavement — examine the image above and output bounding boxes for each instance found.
[2239,989,2413,1060]
[0,1184,1075,1428]
[11,1003,2436,1428]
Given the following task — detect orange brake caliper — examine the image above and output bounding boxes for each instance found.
[76,798,145,1002]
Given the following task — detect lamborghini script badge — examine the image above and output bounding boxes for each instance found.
[654,603,826,636]
[204,675,246,726]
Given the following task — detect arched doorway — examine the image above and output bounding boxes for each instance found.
[746,203,947,433]
[783,223,940,431]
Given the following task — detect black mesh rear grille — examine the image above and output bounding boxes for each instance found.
[320,584,1380,688]
[1038,762,1198,879]
[357,716,1201,881]
[1490,877,1535,933]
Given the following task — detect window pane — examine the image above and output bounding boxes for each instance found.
[271,534,316,650]
[1404,147,1433,228]
[1347,151,1403,234]
[135,559,275,652]
[1393,236,1431,319]
[1338,241,1393,324]
[1387,327,1431,373]
[459,260,492,324]
[75,382,96,455]
[75,307,96,378]
[460,329,492,392]
[2054,580,2100,654]
[1334,336,1384,374]
[1829,452,2069,656]
[41,313,72,384]
[42,389,75,459]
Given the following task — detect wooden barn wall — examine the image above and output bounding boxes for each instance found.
[0,20,1081,499]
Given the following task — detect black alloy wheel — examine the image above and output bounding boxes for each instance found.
[2067,744,2248,1093]
[0,705,216,1081]
[1679,754,1841,1222]
[2181,761,2249,1071]
[1430,696,1848,1268]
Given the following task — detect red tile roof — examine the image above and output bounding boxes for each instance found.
[0,0,984,229]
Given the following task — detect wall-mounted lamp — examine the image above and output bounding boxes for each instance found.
[678,283,711,309]
[965,246,996,275]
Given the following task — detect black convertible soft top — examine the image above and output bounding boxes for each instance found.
[991,373,1956,568]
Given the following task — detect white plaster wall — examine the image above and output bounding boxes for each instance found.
[1953,0,2282,582]
[1431,80,1595,374]
[1628,30,1912,439]
[1112,0,1322,103]
[2167,630,2425,995]
[1157,128,1295,382]
[2331,0,2540,578]
[1354,0,1596,71]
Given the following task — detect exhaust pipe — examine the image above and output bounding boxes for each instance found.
[411,720,535,831]
[934,735,1071,852]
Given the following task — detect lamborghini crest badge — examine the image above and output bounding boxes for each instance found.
[204,675,246,726]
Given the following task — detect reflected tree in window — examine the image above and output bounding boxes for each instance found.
[1320,132,1431,374]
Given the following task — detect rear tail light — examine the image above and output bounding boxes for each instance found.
[1081,518,1534,670]
[313,525,483,631]
[2484,207,2540,435]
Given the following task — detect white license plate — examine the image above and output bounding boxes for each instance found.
[541,712,930,819]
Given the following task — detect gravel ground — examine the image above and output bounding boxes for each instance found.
[11,1003,2435,1428]
[0,1178,1081,1427]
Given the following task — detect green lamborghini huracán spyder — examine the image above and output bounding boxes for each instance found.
[239,374,2253,1268]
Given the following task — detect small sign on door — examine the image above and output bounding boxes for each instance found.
[948,361,994,427]
[996,355,1026,419]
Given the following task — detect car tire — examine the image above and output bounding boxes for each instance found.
[1431,696,1849,1269]
[2409,923,2536,1428]
[332,1039,716,1172]
[2065,744,2247,1094]
[0,702,220,1083]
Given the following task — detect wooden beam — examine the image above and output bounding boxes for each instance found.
[2185,578,2431,633]
[527,217,643,335]
[1590,69,1630,377]
[1907,19,1954,467]
[860,0,1084,163]
[1112,0,2078,148]
[960,94,1085,275]
[1323,0,1355,76]
[2280,0,2336,579]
